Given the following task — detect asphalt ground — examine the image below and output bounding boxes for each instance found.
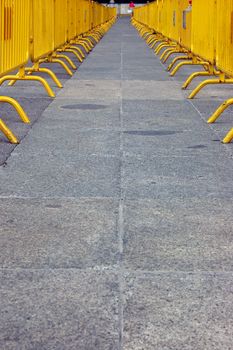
[0,17,233,349]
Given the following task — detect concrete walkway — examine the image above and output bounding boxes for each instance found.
[1,18,233,349]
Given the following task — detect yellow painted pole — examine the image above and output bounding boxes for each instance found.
[0,119,19,144]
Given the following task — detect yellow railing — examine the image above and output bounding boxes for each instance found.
[132,0,233,143]
[0,0,116,143]
[0,0,30,143]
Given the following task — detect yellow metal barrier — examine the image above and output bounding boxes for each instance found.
[184,0,218,96]
[54,0,84,64]
[132,0,233,144]
[0,0,116,143]
[0,0,30,126]
[206,0,233,142]
[4,0,59,96]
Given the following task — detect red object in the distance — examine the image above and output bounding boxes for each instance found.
[189,0,192,4]
[129,1,135,8]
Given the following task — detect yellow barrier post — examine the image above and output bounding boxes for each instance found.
[0,0,58,97]
[0,118,18,144]
[173,0,218,87]
[223,128,233,144]
[196,0,233,108]
[0,0,30,125]
[36,0,73,76]
[162,0,191,64]
[54,0,82,67]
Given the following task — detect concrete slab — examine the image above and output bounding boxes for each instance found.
[0,270,119,350]
[0,154,120,198]
[122,80,185,100]
[0,198,118,268]
[122,154,233,200]
[59,79,121,100]
[123,198,233,271]
[123,272,233,350]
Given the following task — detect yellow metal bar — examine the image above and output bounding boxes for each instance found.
[58,48,83,63]
[162,49,187,64]
[182,72,214,90]
[0,96,30,123]
[54,54,77,70]
[155,42,170,55]
[83,37,94,48]
[150,38,162,49]
[47,59,73,76]
[0,119,18,144]
[188,78,233,99]
[76,41,89,53]
[148,37,157,46]
[2,74,55,98]
[223,128,233,144]
[87,34,99,43]
[160,46,177,61]
[70,46,85,59]
[25,67,63,88]
[208,98,233,123]
[170,61,209,77]
[146,34,156,44]
[167,55,189,71]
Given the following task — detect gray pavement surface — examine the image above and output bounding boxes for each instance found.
[1,17,233,349]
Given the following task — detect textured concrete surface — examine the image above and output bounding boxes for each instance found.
[0,17,233,349]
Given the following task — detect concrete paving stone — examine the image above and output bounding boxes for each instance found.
[16,126,120,157]
[124,175,233,201]
[122,155,233,200]
[0,198,119,268]
[122,112,203,130]
[122,71,172,81]
[0,269,119,350]
[0,154,120,198]
[42,98,121,128]
[123,153,232,180]
[123,198,233,271]
[122,99,205,128]
[123,272,233,350]
[122,98,196,114]
[0,144,15,166]
[75,71,121,80]
[123,129,229,157]
[122,80,184,100]
[59,79,121,100]
[78,64,121,71]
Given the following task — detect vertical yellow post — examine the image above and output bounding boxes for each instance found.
[223,128,233,144]
[0,119,19,144]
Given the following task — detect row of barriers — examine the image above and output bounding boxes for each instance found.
[0,0,116,144]
[132,0,233,143]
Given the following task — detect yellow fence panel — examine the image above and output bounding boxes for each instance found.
[0,0,30,76]
[179,0,191,50]
[76,0,83,35]
[54,0,67,49]
[67,0,77,41]
[157,0,166,34]
[83,0,92,33]
[30,0,54,62]
[149,2,158,32]
[191,0,216,63]
[216,0,233,76]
